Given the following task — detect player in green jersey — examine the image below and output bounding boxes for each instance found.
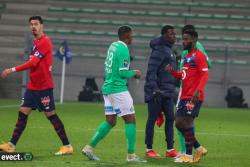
[177,25,211,159]
[82,25,146,163]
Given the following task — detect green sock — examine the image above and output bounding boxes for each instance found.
[125,123,136,154]
[177,127,196,153]
[90,121,112,147]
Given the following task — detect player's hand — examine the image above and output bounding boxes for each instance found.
[191,90,200,104]
[153,89,162,104]
[134,70,142,79]
[165,64,174,73]
[1,68,13,78]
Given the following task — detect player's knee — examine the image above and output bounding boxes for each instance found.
[44,110,56,117]
[107,120,116,127]
[175,119,183,129]
[123,114,136,124]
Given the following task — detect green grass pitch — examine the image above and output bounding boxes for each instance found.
[0,99,250,167]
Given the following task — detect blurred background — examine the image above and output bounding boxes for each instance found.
[0,0,250,107]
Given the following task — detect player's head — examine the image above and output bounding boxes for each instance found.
[182,24,195,35]
[182,29,198,51]
[29,16,44,38]
[161,25,176,44]
[118,25,133,45]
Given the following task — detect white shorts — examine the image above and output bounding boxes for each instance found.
[103,91,135,117]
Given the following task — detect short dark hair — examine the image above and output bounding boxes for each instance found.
[29,16,43,24]
[161,25,174,35]
[183,29,198,39]
[118,25,132,37]
[182,24,195,34]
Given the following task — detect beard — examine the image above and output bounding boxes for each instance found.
[183,42,192,50]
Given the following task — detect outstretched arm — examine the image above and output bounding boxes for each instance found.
[1,55,40,78]
[165,64,182,79]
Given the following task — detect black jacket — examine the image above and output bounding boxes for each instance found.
[144,36,177,102]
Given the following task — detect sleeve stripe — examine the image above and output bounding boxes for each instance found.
[202,68,208,71]
[119,67,129,70]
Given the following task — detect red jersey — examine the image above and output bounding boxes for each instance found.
[172,49,209,101]
[15,34,54,90]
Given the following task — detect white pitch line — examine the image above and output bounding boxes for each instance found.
[0,104,19,108]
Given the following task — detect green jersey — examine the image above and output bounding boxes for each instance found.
[179,41,212,70]
[102,41,136,95]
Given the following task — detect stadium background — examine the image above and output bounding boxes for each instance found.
[0,0,250,107]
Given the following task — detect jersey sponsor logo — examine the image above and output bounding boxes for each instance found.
[41,96,50,107]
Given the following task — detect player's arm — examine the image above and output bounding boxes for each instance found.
[196,52,209,92]
[1,54,40,78]
[118,70,136,78]
[191,52,209,103]
[118,46,140,79]
[165,64,182,79]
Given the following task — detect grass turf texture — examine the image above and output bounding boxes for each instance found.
[0,99,250,167]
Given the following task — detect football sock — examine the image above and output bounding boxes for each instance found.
[178,127,197,152]
[146,144,152,150]
[178,127,195,155]
[90,121,112,147]
[48,114,70,145]
[193,137,201,149]
[125,123,136,154]
[10,111,28,145]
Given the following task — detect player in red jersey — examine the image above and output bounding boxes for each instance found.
[165,29,209,163]
[0,16,73,155]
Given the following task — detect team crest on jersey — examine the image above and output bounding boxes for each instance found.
[41,96,50,107]
[124,60,129,67]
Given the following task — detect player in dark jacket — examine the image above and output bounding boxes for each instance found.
[144,25,178,158]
